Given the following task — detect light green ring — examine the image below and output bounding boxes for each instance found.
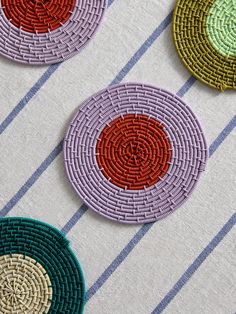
[206,0,236,57]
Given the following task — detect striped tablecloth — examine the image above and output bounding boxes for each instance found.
[0,0,235,313]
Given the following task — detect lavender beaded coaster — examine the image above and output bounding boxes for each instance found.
[64,83,208,224]
[0,0,107,64]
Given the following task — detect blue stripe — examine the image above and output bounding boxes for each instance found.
[209,115,236,157]
[111,11,173,85]
[61,204,88,234]
[152,212,236,313]
[82,115,236,302]
[0,0,115,135]
[0,10,174,216]
[176,76,196,97]
[86,222,153,302]
[108,0,115,5]
[0,141,63,217]
[0,64,60,135]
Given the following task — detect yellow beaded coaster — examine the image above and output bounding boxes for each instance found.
[173,0,236,91]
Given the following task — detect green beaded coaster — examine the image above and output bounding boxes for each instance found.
[173,0,236,91]
[0,217,85,313]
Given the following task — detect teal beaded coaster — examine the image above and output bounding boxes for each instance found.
[0,217,85,313]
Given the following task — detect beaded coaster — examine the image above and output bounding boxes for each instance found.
[0,0,107,64]
[64,83,208,224]
[0,217,85,313]
[173,0,236,91]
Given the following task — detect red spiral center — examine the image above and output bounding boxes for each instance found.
[2,0,76,33]
[96,114,172,190]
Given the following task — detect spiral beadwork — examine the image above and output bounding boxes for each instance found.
[173,0,236,90]
[64,83,208,224]
[0,0,107,64]
[96,114,172,190]
[0,254,52,313]
[2,0,76,33]
[0,218,85,313]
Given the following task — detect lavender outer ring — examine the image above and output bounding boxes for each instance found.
[64,83,208,224]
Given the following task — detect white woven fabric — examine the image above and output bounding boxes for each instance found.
[0,0,235,313]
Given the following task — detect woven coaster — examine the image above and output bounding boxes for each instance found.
[0,0,107,64]
[0,217,85,313]
[173,0,236,91]
[64,83,208,224]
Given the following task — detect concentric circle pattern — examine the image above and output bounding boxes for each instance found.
[0,0,107,64]
[173,0,236,90]
[96,114,172,190]
[64,83,208,224]
[0,254,52,313]
[2,0,76,33]
[0,218,85,313]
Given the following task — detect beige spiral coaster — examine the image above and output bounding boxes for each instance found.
[0,254,52,314]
